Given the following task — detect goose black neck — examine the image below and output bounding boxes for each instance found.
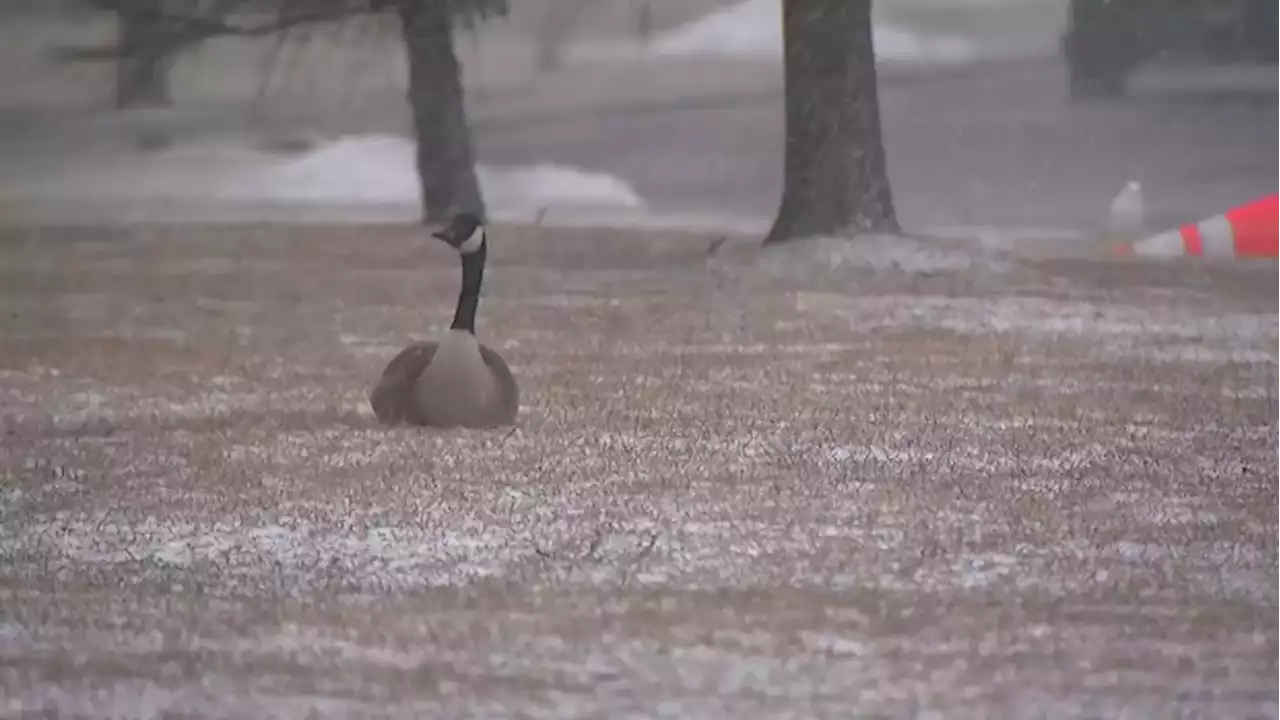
[450,243,486,333]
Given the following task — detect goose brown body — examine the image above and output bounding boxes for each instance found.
[369,213,519,429]
[370,335,519,428]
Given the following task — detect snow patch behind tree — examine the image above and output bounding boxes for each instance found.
[9,133,645,219]
[648,0,976,65]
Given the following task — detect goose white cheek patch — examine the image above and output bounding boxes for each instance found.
[458,228,486,254]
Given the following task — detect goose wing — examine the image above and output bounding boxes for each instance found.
[370,341,438,425]
[371,341,518,428]
[478,343,520,426]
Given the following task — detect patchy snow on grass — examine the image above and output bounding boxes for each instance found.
[0,674,429,720]
[4,382,367,429]
[648,0,976,65]
[762,233,1007,275]
[793,292,1277,357]
[4,516,524,590]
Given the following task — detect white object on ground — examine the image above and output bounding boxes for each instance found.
[1123,230,1188,258]
[1106,180,1145,239]
[648,0,976,64]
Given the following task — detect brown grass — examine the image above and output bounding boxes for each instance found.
[0,223,1276,718]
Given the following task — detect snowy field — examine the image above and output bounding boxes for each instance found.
[0,128,1116,244]
[3,0,1233,238]
[0,222,1276,717]
[1,133,646,225]
[562,0,1062,66]
[0,3,1276,715]
[0,0,1040,229]
[643,0,976,64]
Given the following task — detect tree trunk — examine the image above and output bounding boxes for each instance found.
[398,2,486,223]
[764,0,898,245]
[114,0,174,109]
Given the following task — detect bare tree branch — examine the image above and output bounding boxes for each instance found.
[53,0,384,61]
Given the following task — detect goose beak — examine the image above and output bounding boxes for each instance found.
[431,229,453,243]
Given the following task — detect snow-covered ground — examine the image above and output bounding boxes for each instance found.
[4,133,646,222]
[0,0,1123,239]
[645,0,977,65]
[0,218,1274,718]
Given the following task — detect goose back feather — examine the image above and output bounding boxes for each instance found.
[369,335,518,428]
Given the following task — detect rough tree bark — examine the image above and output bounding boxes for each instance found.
[764,0,898,245]
[114,0,175,108]
[398,1,486,222]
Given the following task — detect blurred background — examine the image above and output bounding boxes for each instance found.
[0,0,1275,236]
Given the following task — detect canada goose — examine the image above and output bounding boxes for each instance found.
[370,213,519,428]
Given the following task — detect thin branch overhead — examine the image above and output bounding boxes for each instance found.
[60,0,390,60]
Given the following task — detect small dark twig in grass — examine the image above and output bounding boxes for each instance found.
[620,530,661,587]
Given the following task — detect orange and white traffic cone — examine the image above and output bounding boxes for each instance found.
[1113,194,1279,259]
